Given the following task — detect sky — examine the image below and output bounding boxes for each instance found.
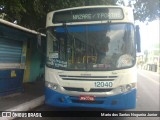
[139,20,160,52]
[122,0,159,53]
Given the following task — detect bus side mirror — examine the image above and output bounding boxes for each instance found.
[135,25,141,52]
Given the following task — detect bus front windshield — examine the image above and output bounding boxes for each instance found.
[46,23,135,71]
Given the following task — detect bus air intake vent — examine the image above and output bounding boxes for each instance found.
[59,75,117,81]
[71,100,104,104]
[63,87,112,92]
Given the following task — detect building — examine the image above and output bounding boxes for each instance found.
[0,19,46,96]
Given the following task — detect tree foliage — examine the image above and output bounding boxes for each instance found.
[0,0,159,30]
[0,0,118,30]
[131,0,160,22]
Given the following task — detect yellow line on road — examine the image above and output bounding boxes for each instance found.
[138,72,159,85]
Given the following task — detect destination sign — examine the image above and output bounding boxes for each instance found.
[53,8,124,23]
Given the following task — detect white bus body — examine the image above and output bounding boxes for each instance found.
[45,6,137,109]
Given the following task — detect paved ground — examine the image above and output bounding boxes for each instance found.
[0,70,159,120]
[0,80,44,111]
[16,70,160,120]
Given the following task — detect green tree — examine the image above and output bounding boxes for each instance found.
[0,0,118,30]
[0,0,159,30]
[129,0,160,22]
[0,0,26,22]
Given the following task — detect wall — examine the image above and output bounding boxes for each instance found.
[0,20,46,96]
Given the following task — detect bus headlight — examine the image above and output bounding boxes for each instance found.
[114,83,136,94]
[120,86,125,92]
[126,84,132,91]
[45,81,58,90]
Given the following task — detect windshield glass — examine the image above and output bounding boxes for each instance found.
[46,23,135,71]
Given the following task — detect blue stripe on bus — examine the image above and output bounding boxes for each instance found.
[56,25,109,32]
[55,24,131,33]
[45,87,136,110]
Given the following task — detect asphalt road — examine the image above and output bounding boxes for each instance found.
[136,70,159,111]
[17,69,160,120]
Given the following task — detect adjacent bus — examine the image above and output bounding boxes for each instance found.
[45,6,141,110]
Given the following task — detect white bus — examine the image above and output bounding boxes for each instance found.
[45,6,141,110]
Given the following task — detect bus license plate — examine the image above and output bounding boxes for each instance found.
[94,81,113,88]
[80,96,95,101]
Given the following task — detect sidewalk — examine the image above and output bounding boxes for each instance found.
[137,68,160,76]
[0,80,45,119]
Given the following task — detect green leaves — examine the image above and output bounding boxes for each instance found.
[0,0,159,30]
[131,0,159,22]
[0,0,119,30]
[0,0,26,22]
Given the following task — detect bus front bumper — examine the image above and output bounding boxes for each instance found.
[45,87,136,110]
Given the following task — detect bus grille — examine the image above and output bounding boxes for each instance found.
[71,100,104,104]
[59,75,117,81]
[63,87,112,92]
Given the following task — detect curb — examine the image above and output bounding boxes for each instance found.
[0,95,45,120]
